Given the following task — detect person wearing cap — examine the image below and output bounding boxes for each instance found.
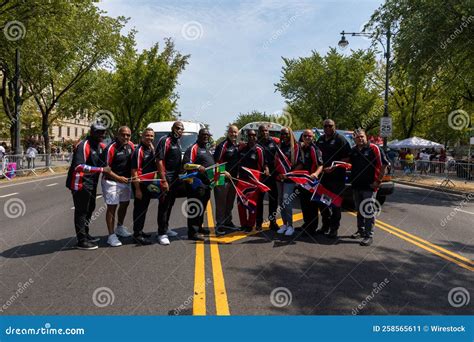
[155,121,184,245]
[130,128,156,245]
[213,125,239,235]
[182,128,215,241]
[256,124,280,231]
[101,126,135,247]
[66,123,112,250]
[315,119,351,239]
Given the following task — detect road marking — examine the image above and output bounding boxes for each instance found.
[0,192,18,198]
[348,212,473,272]
[0,174,66,189]
[453,208,474,215]
[207,202,230,315]
[46,183,58,187]
[193,239,206,316]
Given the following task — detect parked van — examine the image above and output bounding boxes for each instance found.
[147,121,205,153]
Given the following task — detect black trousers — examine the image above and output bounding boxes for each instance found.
[319,178,345,231]
[299,187,319,230]
[72,188,97,242]
[187,185,211,236]
[256,175,278,226]
[157,179,180,235]
[132,184,153,235]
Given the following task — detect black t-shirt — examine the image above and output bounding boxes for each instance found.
[214,139,240,177]
[104,140,135,178]
[316,132,351,184]
[238,143,265,178]
[301,143,323,173]
[156,134,182,181]
[131,143,156,176]
[350,143,389,190]
[258,137,279,173]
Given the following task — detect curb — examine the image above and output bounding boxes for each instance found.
[393,180,472,196]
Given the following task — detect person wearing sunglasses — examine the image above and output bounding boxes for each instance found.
[275,127,304,236]
[315,119,351,239]
[299,129,323,234]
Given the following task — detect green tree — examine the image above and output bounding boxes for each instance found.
[231,110,272,129]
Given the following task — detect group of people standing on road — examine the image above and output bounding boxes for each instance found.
[66,119,387,251]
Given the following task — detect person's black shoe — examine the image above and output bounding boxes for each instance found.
[224,222,237,229]
[198,228,210,235]
[188,233,205,241]
[141,232,152,238]
[86,234,100,243]
[269,222,280,231]
[244,226,253,233]
[256,225,262,231]
[214,227,226,236]
[327,229,338,239]
[315,227,330,235]
[351,231,363,239]
[134,234,153,245]
[360,237,373,246]
[77,240,98,250]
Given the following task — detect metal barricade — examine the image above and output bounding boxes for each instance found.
[2,153,71,174]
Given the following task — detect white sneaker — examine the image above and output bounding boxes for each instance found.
[277,225,288,234]
[284,226,295,236]
[107,234,122,247]
[115,225,132,237]
[166,229,178,237]
[158,235,170,245]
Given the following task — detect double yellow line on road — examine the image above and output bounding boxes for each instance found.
[348,212,474,272]
[193,202,230,315]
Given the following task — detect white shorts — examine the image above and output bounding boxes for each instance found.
[101,179,131,205]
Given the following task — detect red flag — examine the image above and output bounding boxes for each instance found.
[274,145,292,175]
[234,179,259,211]
[241,167,270,192]
[285,170,313,185]
[331,161,352,170]
[311,183,343,207]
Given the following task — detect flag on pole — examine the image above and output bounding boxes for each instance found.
[179,172,203,190]
[284,170,314,185]
[241,167,270,192]
[331,161,352,170]
[274,145,292,174]
[206,163,226,188]
[311,183,343,207]
[231,178,259,212]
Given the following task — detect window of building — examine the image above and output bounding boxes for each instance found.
[58,126,62,137]
[67,127,70,136]
[75,127,78,137]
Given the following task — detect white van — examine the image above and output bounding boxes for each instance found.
[239,121,284,141]
[147,121,205,153]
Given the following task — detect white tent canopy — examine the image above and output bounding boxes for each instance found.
[388,137,444,149]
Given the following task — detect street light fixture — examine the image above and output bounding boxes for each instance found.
[338,26,392,150]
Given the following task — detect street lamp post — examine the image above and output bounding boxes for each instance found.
[338,26,391,150]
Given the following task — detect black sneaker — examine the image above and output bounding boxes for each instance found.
[350,231,363,239]
[188,233,205,241]
[269,222,280,231]
[360,237,373,246]
[223,222,236,229]
[86,234,100,243]
[214,227,226,236]
[327,229,338,239]
[141,232,152,238]
[255,225,262,231]
[77,240,98,250]
[198,228,210,235]
[134,234,153,245]
[315,227,330,235]
[244,226,253,233]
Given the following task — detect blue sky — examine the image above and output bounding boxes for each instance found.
[98,0,383,137]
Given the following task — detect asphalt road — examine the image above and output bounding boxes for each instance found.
[0,174,472,315]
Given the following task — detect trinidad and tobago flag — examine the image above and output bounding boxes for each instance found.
[241,167,270,192]
[285,170,314,185]
[274,145,292,174]
[233,179,259,211]
[331,161,352,170]
[311,183,343,207]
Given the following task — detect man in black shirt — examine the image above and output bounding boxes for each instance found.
[256,124,279,231]
[183,128,215,240]
[155,121,184,245]
[349,129,388,246]
[131,128,156,245]
[66,123,111,250]
[102,126,135,247]
[213,125,239,234]
[315,119,351,238]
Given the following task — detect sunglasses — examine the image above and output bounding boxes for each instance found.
[248,134,257,137]
[324,125,334,128]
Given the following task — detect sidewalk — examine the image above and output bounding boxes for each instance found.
[0,165,68,184]
[393,174,474,194]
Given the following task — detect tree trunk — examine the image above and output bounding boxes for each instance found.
[42,112,50,166]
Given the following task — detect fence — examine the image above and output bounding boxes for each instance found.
[1,153,71,178]
[391,158,473,185]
